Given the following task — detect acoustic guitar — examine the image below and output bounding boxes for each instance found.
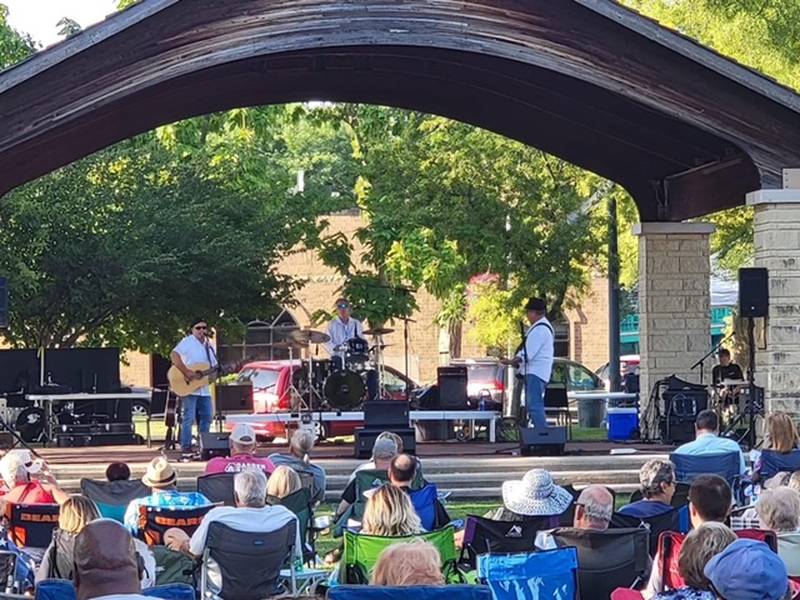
[167,360,250,397]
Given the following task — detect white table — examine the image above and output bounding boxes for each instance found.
[25,392,152,445]
[227,409,502,442]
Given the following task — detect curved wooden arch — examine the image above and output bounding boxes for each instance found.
[1,0,800,219]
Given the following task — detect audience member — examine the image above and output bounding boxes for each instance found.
[266,465,302,500]
[756,487,800,576]
[490,468,573,522]
[673,410,746,474]
[389,454,449,529]
[535,484,614,550]
[106,462,131,482]
[38,495,156,586]
[74,519,157,600]
[371,540,444,586]
[619,459,677,518]
[337,436,398,516]
[789,471,800,493]
[166,470,301,597]
[643,475,733,598]
[205,424,274,475]
[361,484,422,537]
[753,413,800,481]
[124,457,210,535]
[704,539,790,600]
[653,522,737,600]
[268,428,326,504]
[351,431,405,479]
[0,449,69,504]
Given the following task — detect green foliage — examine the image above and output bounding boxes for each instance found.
[0,4,36,69]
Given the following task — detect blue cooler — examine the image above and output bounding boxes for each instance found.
[607,407,639,441]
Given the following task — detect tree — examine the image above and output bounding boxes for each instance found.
[0,3,35,69]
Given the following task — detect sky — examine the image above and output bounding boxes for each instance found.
[4,0,117,47]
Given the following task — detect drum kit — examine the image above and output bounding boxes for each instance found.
[275,326,396,411]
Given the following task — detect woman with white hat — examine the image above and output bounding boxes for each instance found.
[0,449,68,504]
[487,468,574,523]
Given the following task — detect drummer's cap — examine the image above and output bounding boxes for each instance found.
[335,298,350,308]
[190,316,208,328]
[525,298,547,312]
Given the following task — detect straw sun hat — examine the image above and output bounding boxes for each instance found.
[141,456,177,489]
[501,469,573,516]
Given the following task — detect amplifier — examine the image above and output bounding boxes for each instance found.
[519,426,567,456]
[437,366,468,410]
[55,432,140,447]
[199,432,231,460]
[215,383,253,413]
[364,400,409,428]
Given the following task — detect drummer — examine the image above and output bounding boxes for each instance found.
[325,297,364,369]
[712,348,744,386]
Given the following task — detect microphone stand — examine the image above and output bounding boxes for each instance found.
[690,330,735,384]
[397,316,416,402]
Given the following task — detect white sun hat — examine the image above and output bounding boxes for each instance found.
[501,468,573,516]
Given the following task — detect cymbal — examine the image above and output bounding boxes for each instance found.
[363,327,394,336]
[718,379,747,387]
[274,340,307,350]
[290,329,331,345]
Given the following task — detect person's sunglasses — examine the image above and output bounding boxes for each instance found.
[337,303,350,309]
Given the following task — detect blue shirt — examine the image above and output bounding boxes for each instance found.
[124,490,212,534]
[673,432,746,474]
[618,499,673,518]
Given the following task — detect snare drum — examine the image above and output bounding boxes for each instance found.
[345,338,370,367]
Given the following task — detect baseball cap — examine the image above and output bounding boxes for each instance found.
[8,449,41,474]
[704,539,789,600]
[231,424,256,444]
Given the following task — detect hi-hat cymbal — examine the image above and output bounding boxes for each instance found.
[274,340,307,350]
[363,327,395,336]
[290,329,331,345]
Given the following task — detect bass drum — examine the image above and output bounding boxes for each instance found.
[324,371,366,410]
[16,407,46,443]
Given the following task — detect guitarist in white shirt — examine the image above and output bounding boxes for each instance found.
[170,318,218,458]
[502,298,554,429]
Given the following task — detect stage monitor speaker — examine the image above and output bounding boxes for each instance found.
[437,366,468,410]
[519,426,566,456]
[739,267,769,318]
[0,277,7,329]
[354,427,416,458]
[199,432,231,460]
[364,400,410,428]
[216,383,254,413]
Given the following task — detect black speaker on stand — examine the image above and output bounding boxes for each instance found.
[738,267,768,449]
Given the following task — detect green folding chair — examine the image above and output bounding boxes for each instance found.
[340,526,462,584]
[268,487,315,563]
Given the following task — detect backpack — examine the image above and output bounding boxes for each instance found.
[151,545,197,587]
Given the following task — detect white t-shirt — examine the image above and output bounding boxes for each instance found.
[173,334,218,396]
[325,317,363,355]
[189,505,302,595]
[515,318,554,382]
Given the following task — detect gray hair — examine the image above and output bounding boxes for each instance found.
[372,437,398,460]
[576,485,613,525]
[290,429,316,465]
[757,487,800,532]
[0,452,29,489]
[234,470,268,508]
[639,459,675,499]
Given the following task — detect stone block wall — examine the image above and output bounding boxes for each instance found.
[634,223,714,430]
[566,276,610,371]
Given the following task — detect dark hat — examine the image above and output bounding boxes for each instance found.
[190,316,207,328]
[75,520,140,600]
[525,298,547,312]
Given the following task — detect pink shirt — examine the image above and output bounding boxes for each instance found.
[204,453,275,475]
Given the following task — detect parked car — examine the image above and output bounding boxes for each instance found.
[232,360,417,440]
[453,357,605,407]
[596,354,640,391]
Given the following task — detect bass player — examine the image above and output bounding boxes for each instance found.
[170,317,218,460]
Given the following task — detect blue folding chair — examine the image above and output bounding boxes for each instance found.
[330,586,491,600]
[477,548,579,600]
[409,483,439,531]
[758,449,800,480]
[670,451,743,503]
[35,580,194,600]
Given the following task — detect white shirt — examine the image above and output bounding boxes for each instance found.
[325,317,363,355]
[173,334,218,396]
[189,505,302,596]
[515,317,554,381]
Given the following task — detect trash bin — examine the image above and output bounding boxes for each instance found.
[607,407,640,441]
[577,398,605,428]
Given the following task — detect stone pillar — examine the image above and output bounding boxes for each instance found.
[633,223,715,434]
[746,187,800,415]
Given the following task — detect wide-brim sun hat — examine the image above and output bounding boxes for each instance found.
[141,456,177,489]
[502,468,573,516]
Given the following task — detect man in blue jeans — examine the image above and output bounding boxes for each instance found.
[171,317,217,459]
[504,298,554,428]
